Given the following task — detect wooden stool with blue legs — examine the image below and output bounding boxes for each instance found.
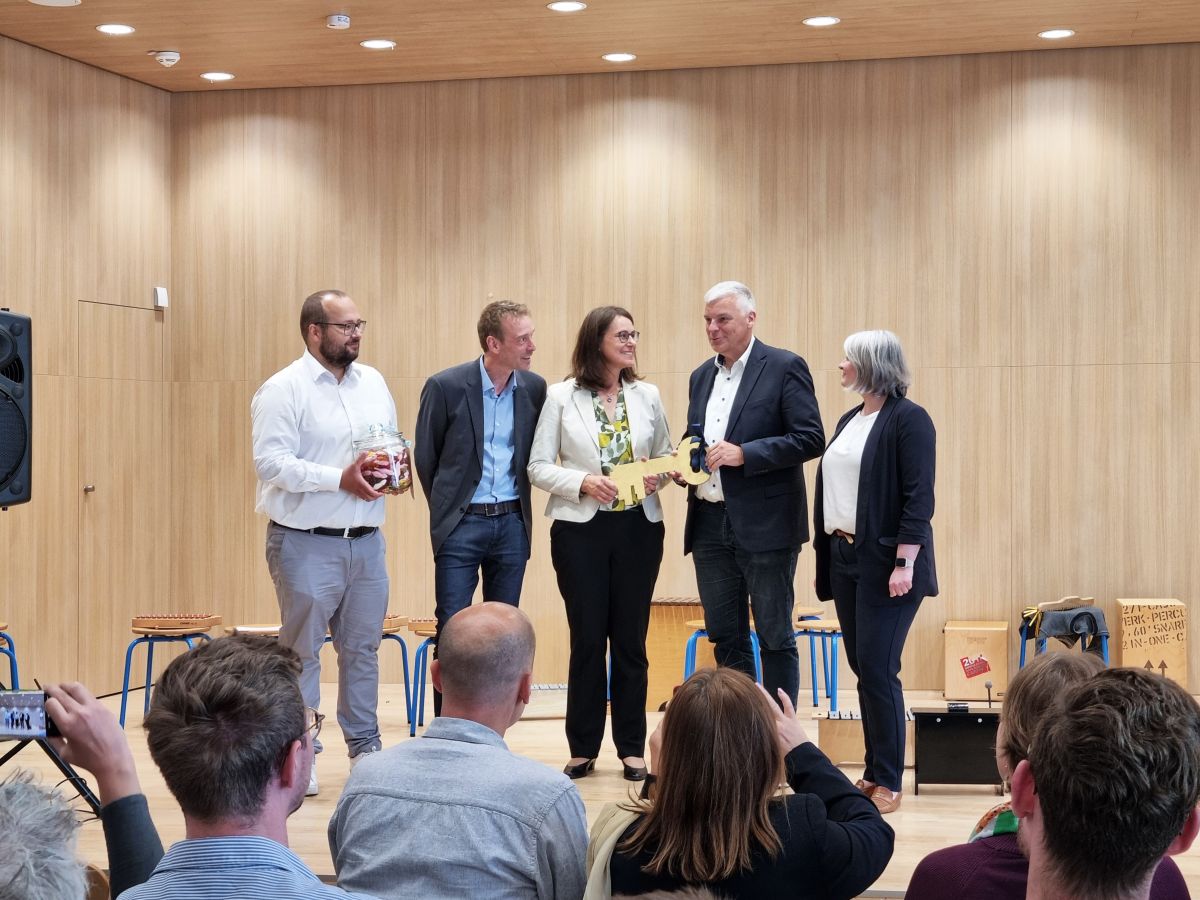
[120,614,221,727]
[408,618,438,736]
[682,619,763,683]
[1018,596,1110,669]
[225,613,412,724]
[794,618,843,711]
[791,606,829,704]
[0,621,19,688]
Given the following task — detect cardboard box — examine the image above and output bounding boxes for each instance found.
[943,620,1009,701]
[814,713,915,768]
[1116,599,1188,689]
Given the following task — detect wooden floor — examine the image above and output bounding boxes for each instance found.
[10,684,1199,895]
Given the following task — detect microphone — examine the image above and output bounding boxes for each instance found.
[985,680,994,708]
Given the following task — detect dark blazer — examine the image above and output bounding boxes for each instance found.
[414,359,547,554]
[682,339,825,555]
[813,394,938,605]
[609,742,895,899]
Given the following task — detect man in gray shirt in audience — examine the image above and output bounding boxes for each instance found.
[329,603,588,900]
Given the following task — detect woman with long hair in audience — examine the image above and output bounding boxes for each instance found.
[585,667,893,899]
[907,653,1191,899]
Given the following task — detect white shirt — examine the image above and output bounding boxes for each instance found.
[696,337,756,503]
[821,410,879,535]
[251,350,397,530]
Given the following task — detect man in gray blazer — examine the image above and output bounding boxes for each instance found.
[681,281,825,707]
[415,301,547,712]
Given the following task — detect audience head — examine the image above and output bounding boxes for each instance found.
[433,603,536,727]
[996,651,1104,780]
[842,329,911,398]
[569,305,642,391]
[0,771,87,899]
[622,667,783,882]
[1014,667,1200,899]
[144,635,311,825]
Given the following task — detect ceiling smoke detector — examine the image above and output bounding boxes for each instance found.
[149,50,181,67]
[326,14,350,29]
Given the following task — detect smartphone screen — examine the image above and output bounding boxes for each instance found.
[0,690,57,741]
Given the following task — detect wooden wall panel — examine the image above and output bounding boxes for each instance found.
[0,37,74,376]
[1013,45,1200,368]
[168,91,248,384]
[612,65,811,379]
[1011,364,1200,679]
[1,35,171,690]
[78,301,164,381]
[66,72,171,309]
[78,376,171,693]
[807,53,1014,370]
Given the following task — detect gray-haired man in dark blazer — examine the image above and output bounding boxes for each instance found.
[415,301,547,712]
[681,281,825,707]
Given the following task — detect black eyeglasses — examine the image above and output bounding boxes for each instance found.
[316,320,367,336]
[613,330,641,344]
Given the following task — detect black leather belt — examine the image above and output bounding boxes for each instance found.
[465,500,521,517]
[272,521,377,539]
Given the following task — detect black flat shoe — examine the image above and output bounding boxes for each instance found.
[622,763,648,782]
[563,759,596,779]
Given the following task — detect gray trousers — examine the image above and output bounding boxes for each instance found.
[265,522,389,757]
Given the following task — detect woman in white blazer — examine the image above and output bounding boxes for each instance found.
[529,306,673,782]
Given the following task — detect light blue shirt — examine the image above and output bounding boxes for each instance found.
[330,717,588,900]
[118,835,377,900]
[470,356,520,505]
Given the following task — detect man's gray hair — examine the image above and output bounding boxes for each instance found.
[0,771,88,899]
[703,281,756,313]
[843,329,912,398]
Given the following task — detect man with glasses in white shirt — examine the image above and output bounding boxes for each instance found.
[252,289,397,795]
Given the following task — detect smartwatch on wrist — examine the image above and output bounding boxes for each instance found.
[895,557,914,569]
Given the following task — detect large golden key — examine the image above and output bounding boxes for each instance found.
[608,436,710,506]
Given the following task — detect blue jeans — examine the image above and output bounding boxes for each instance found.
[690,501,800,706]
[433,511,528,636]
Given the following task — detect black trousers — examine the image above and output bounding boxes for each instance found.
[829,533,922,792]
[551,509,664,759]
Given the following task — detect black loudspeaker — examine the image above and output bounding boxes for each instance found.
[0,310,31,507]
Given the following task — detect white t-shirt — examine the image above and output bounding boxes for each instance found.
[821,410,879,535]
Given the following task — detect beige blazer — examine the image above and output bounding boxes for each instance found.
[528,378,673,523]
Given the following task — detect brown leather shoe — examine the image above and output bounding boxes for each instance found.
[871,788,902,814]
[854,779,877,797]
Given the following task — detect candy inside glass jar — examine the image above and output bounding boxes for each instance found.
[353,425,413,496]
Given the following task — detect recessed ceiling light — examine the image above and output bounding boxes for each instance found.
[803,16,840,27]
[1038,28,1076,39]
[547,1,587,11]
[96,23,135,35]
[28,0,81,6]
[201,72,236,82]
[602,52,636,63]
[360,39,397,50]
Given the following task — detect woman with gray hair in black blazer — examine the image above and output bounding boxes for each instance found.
[813,330,936,815]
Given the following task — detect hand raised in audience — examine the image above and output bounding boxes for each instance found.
[44,682,142,805]
[756,683,811,754]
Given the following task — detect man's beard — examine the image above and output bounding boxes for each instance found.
[320,334,359,368]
